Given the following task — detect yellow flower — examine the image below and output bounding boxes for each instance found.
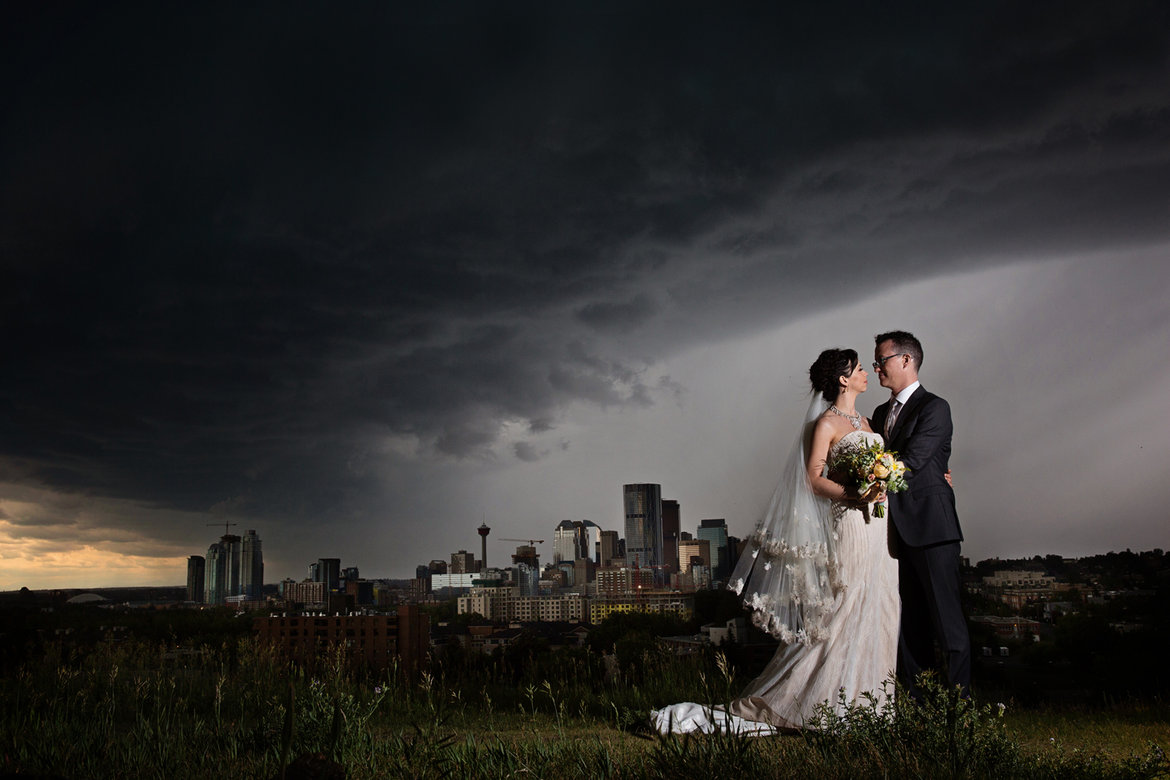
[872,461,891,479]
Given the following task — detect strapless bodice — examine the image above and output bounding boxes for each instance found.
[829,429,883,459]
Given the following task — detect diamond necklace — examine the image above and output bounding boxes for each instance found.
[829,405,862,430]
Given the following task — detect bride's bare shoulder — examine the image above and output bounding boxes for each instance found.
[812,413,846,449]
[813,412,838,432]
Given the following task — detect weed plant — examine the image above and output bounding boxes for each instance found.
[1,636,1166,779]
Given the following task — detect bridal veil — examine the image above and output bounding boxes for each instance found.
[729,393,842,645]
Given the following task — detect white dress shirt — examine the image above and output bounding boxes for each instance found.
[892,380,920,407]
[885,380,920,439]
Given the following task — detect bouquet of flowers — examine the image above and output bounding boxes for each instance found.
[827,440,908,518]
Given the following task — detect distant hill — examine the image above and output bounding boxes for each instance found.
[0,585,188,606]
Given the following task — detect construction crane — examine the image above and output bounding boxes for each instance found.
[499,538,544,546]
[206,520,238,537]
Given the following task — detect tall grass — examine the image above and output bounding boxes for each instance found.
[1,637,1165,779]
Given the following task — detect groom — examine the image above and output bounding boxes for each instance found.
[870,330,970,696]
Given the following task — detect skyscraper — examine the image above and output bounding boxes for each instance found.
[515,562,539,597]
[316,558,341,590]
[553,520,578,563]
[186,555,205,602]
[224,534,242,599]
[599,530,620,567]
[661,499,680,574]
[697,519,729,580]
[580,520,601,564]
[205,541,227,605]
[240,529,264,600]
[678,537,711,570]
[450,550,476,573]
[623,483,663,569]
[555,519,602,563]
[201,531,262,604]
[726,535,743,577]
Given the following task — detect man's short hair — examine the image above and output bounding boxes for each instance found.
[875,330,923,369]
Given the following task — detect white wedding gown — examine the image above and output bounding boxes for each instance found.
[652,430,900,735]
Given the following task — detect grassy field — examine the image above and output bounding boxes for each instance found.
[1006,706,1170,759]
[368,708,1169,772]
[1,637,1165,779]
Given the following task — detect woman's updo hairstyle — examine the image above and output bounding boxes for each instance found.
[809,348,858,403]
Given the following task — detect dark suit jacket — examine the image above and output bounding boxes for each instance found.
[872,386,962,549]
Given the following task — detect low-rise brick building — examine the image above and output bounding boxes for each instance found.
[253,605,429,674]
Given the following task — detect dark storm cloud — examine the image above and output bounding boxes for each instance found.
[577,294,659,331]
[512,442,545,463]
[2,0,1169,533]
[1,511,78,530]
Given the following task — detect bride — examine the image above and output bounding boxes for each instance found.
[652,348,899,735]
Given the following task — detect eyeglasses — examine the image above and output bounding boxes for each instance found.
[872,353,907,371]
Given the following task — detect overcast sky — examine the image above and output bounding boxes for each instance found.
[2,2,1169,590]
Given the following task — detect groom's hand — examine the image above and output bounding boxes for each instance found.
[945,469,954,487]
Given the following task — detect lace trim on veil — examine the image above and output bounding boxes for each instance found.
[728,394,843,646]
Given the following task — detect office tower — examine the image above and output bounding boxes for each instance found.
[415,564,430,580]
[450,550,476,573]
[580,520,601,563]
[661,499,680,574]
[599,530,619,566]
[478,522,491,569]
[205,541,227,605]
[223,534,242,598]
[428,559,448,574]
[697,519,729,580]
[515,561,539,597]
[553,520,577,563]
[573,557,595,586]
[678,537,711,571]
[186,555,205,602]
[342,566,360,581]
[555,520,600,563]
[241,529,264,600]
[726,535,743,577]
[346,579,374,605]
[308,562,320,581]
[317,558,341,590]
[623,483,663,569]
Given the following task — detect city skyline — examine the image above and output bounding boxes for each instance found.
[6,518,1168,594]
[165,484,720,594]
[3,4,1170,589]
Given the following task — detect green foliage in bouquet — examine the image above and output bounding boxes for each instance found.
[827,439,908,518]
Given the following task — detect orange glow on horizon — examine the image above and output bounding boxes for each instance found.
[0,540,187,591]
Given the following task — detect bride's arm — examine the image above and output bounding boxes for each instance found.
[806,418,853,501]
